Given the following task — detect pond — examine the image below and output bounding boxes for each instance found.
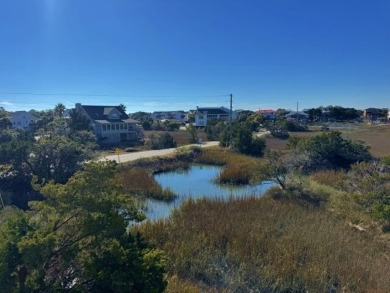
[146,164,273,220]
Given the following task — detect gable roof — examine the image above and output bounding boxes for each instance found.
[81,105,129,121]
[10,111,37,119]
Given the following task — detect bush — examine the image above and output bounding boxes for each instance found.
[150,132,177,150]
[219,122,266,157]
[343,161,390,230]
[287,131,371,172]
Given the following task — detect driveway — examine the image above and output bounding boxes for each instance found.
[100,141,219,163]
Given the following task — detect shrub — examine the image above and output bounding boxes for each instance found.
[150,132,177,150]
[343,161,390,230]
[287,131,371,172]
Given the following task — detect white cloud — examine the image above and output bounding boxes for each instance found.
[0,101,15,107]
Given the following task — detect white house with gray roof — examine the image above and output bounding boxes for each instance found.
[194,106,237,127]
[151,110,187,123]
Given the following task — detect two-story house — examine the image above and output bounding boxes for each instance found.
[151,111,188,123]
[194,107,236,127]
[9,111,37,130]
[76,103,143,145]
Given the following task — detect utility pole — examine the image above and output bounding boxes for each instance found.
[229,94,233,147]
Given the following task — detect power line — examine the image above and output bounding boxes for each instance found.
[0,92,230,98]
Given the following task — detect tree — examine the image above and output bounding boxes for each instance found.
[0,161,167,292]
[205,120,226,140]
[0,117,12,130]
[30,134,95,184]
[29,109,54,132]
[119,103,127,113]
[186,123,198,143]
[130,112,153,130]
[54,103,66,118]
[0,131,36,208]
[257,151,288,190]
[287,131,371,172]
[67,109,91,132]
[150,132,176,150]
[220,122,266,156]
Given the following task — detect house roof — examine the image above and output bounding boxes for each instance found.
[196,107,230,115]
[9,111,37,119]
[256,109,275,114]
[81,105,130,121]
[285,111,309,117]
[153,110,185,114]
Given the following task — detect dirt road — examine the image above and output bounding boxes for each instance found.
[100,141,219,163]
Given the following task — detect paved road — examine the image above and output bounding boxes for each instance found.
[100,141,219,163]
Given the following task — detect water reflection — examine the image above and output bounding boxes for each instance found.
[146,164,273,220]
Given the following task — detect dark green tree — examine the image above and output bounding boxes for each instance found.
[67,109,91,132]
[287,131,371,172]
[150,132,176,150]
[30,134,95,184]
[186,123,198,143]
[0,161,167,292]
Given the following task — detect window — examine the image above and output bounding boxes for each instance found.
[116,124,119,130]
[102,125,106,131]
[120,124,124,130]
[199,115,204,119]
[107,124,111,130]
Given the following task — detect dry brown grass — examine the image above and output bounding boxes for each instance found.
[196,147,264,184]
[310,170,346,187]
[341,124,390,158]
[138,196,390,292]
[266,124,390,159]
[114,167,175,200]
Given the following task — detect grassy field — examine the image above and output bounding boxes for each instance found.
[138,194,390,292]
[266,124,390,158]
[132,123,390,292]
[341,124,390,158]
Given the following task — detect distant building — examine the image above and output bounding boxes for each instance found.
[256,109,276,120]
[194,106,237,127]
[151,111,187,123]
[363,108,384,121]
[285,111,309,121]
[76,103,143,145]
[9,111,37,130]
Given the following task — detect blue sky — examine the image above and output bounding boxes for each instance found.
[0,0,389,112]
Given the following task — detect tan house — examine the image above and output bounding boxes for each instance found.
[76,103,143,145]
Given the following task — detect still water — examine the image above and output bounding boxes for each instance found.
[146,164,273,220]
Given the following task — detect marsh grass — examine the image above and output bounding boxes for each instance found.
[115,167,175,200]
[196,147,264,184]
[137,195,390,292]
[341,125,390,158]
[310,170,346,187]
